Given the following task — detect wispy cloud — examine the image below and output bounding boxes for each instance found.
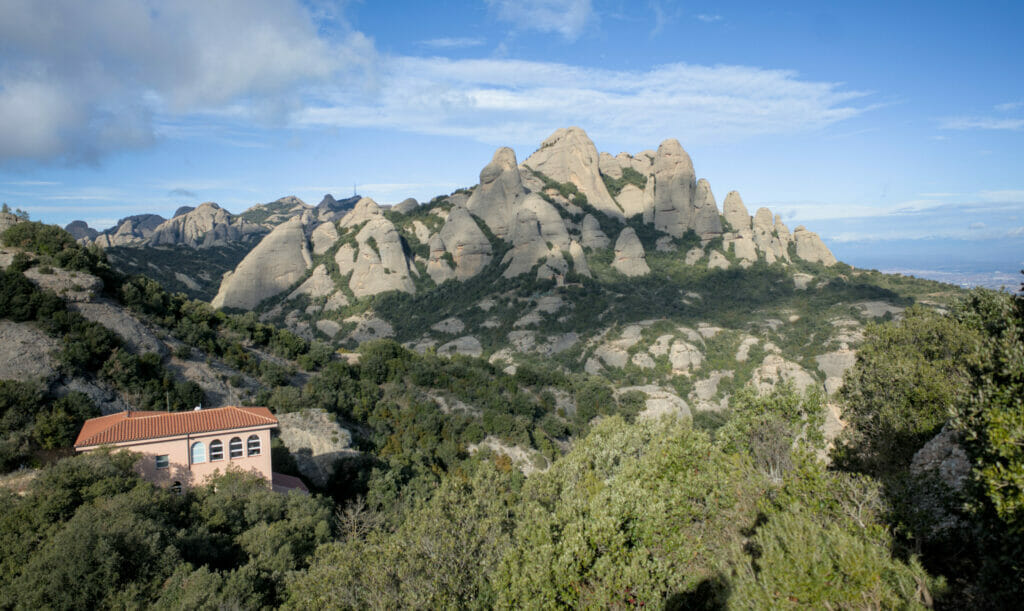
[3,180,60,186]
[995,101,1024,112]
[695,14,722,23]
[419,37,486,49]
[486,0,593,41]
[295,58,872,150]
[168,188,198,199]
[941,116,1024,130]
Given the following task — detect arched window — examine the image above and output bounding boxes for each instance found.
[210,439,224,461]
[191,441,205,464]
[229,437,243,459]
[247,434,261,456]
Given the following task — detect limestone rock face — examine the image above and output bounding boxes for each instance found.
[288,264,336,300]
[64,220,98,241]
[581,214,610,249]
[466,147,524,239]
[0,320,60,381]
[0,212,24,234]
[426,233,457,284]
[523,127,622,218]
[522,194,570,250]
[148,202,264,248]
[438,205,493,280]
[725,232,758,263]
[569,240,591,277]
[750,354,817,394]
[752,207,789,263]
[211,215,313,310]
[71,302,166,357]
[692,179,723,238]
[793,226,837,266]
[708,250,730,270]
[339,197,384,229]
[348,217,415,298]
[391,198,419,214]
[723,191,751,232]
[685,247,704,265]
[612,227,650,277]
[652,139,697,237]
[669,341,703,373]
[502,208,566,278]
[276,409,357,487]
[334,244,356,277]
[598,151,622,178]
[92,214,165,247]
[311,222,339,255]
[616,184,646,218]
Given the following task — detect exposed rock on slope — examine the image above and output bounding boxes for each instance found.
[581,214,610,249]
[438,205,493,280]
[339,197,384,229]
[92,214,165,247]
[64,220,98,241]
[148,202,264,248]
[651,139,697,237]
[466,147,524,239]
[211,215,313,310]
[348,217,415,298]
[612,227,650,277]
[794,226,838,266]
[523,127,622,218]
[723,191,751,231]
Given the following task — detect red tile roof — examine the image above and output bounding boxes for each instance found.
[272,471,309,494]
[75,406,277,448]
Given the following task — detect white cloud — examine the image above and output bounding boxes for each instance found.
[0,0,374,163]
[486,0,593,41]
[941,116,1024,130]
[995,101,1024,112]
[419,37,486,49]
[696,14,722,23]
[295,58,871,150]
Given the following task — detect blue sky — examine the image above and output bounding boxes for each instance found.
[1,0,1021,282]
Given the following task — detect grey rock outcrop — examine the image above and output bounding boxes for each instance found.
[277,409,358,487]
[426,233,457,284]
[466,147,524,239]
[148,202,264,248]
[211,215,313,310]
[92,214,165,247]
[612,227,650,276]
[598,151,623,178]
[708,250,730,270]
[723,191,751,232]
[339,197,384,229]
[438,205,493,280]
[288,264,336,300]
[752,207,789,264]
[502,208,567,279]
[0,320,59,381]
[793,226,837,266]
[316,194,358,222]
[652,139,697,237]
[693,179,723,238]
[348,217,415,298]
[64,220,98,241]
[569,240,591,277]
[522,194,570,250]
[311,222,339,255]
[523,127,622,218]
[391,198,419,214]
[616,184,646,218]
[71,301,167,357]
[580,214,610,249]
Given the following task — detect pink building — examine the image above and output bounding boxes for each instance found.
[74,406,305,493]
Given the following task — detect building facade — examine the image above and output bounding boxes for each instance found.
[74,406,279,491]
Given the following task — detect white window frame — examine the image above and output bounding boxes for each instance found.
[247,434,261,457]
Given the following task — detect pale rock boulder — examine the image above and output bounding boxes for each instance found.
[725,233,758,263]
[522,194,570,250]
[324,291,349,311]
[752,207,789,263]
[652,139,696,237]
[316,320,341,338]
[632,352,656,369]
[692,179,723,239]
[624,150,656,174]
[815,348,857,395]
[655,236,676,252]
[0,320,59,380]
[426,233,457,284]
[669,340,703,373]
[411,220,431,244]
[612,227,650,277]
[569,240,591,277]
[723,191,751,232]
[0,212,25,234]
[502,208,567,279]
[276,409,357,487]
[92,214,165,248]
[431,317,465,334]
[685,247,704,265]
[438,336,483,357]
[339,197,383,229]
[619,385,691,420]
[311,222,339,255]
[774,215,793,245]
[391,198,419,214]
[523,127,622,218]
[598,151,623,179]
[793,226,837,266]
[749,354,817,394]
[467,147,524,239]
[212,215,312,310]
[348,217,415,298]
[148,202,264,248]
[616,184,646,218]
[64,220,97,242]
[334,244,356,277]
[288,264,335,300]
[580,214,610,249]
[438,205,493,279]
[708,250,730,270]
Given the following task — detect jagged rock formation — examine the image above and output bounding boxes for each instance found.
[339,197,384,229]
[148,202,264,248]
[211,215,313,310]
[523,127,622,218]
[793,226,837,266]
[569,240,590,277]
[64,220,98,241]
[347,217,415,298]
[311,222,339,255]
[723,191,750,231]
[502,208,567,279]
[466,147,524,239]
[437,205,492,280]
[612,227,649,277]
[91,214,165,247]
[651,139,697,238]
[391,198,419,214]
[316,194,359,222]
[580,214,610,249]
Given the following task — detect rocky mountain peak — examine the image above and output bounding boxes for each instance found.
[522,126,622,218]
[466,147,525,239]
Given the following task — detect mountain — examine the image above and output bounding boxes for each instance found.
[199,126,955,420]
